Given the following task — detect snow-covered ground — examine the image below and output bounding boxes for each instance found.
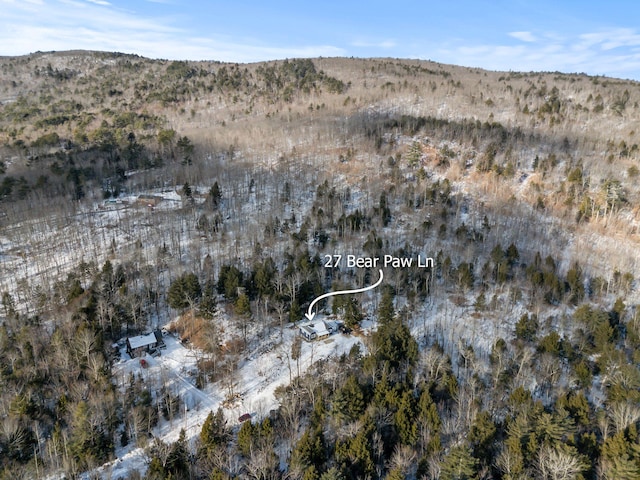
[87,319,363,479]
[0,172,320,316]
[4,136,636,478]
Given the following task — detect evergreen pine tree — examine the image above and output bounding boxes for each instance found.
[319,467,345,480]
[237,420,255,457]
[209,181,222,209]
[469,411,497,460]
[200,408,228,451]
[343,297,363,329]
[165,429,189,477]
[378,285,395,325]
[332,375,366,422]
[167,272,202,309]
[235,293,251,317]
[198,279,217,319]
[440,445,478,480]
[183,181,193,198]
[395,390,418,445]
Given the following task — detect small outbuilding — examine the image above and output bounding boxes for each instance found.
[136,194,163,208]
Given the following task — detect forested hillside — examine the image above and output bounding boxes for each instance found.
[1,51,640,479]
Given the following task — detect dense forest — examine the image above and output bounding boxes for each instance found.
[1,52,640,479]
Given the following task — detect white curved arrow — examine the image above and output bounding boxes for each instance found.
[304,269,384,321]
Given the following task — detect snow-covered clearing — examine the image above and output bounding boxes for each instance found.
[88,319,363,479]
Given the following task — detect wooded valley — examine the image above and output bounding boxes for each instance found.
[1,51,640,479]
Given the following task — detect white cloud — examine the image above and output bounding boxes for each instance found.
[431,28,640,79]
[0,0,345,62]
[509,31,536,43]
[351,39,397,49]
[578,28,640,53]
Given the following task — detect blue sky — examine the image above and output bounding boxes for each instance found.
[2,0,640,80]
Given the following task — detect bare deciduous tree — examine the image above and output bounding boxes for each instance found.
[535,445,587,480]
[608,401,640,434]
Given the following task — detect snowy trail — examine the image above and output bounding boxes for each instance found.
[84,322,365,478]
[160,354,216,408]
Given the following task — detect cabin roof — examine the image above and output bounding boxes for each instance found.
[128,332,157,350]
[300,321,330,337]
